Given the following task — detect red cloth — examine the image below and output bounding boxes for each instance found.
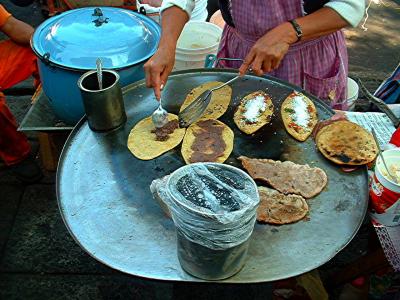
[389,127,400,147]
[0,40,38,90]
[0,39,38,165]
[0,91,31,165]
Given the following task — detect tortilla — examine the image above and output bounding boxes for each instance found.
[316,120,378,165]
[239,156,328,199]
[281,91,318,141]
[179,81,232,120]
[257,186,309,225]
[181,119,234,164]
[234,90,274,134]
[127,114,186,160]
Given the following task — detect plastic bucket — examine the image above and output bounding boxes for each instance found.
[176,229,251,280]
[346,77,359,111]
[369,149,400,226]
[166,163,259,280]
[174,21,223,71]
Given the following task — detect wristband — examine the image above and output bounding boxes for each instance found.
[289,19,303,42]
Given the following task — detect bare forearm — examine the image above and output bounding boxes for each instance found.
[239,7,351,75]
[278,7,350,45]
[1,16,33,45]
[144,6,189,99]
[297,7,349,41]
[159,6,189,51]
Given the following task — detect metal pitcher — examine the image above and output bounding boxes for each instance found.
[78,70,127,132]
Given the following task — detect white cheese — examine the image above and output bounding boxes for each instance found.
[382,164,400,184]
[291,95,310,127]
[243,95,266,123]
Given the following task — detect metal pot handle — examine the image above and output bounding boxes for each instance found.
[41,52,55,67]
[204,54,244,69]
[139,7,147,15]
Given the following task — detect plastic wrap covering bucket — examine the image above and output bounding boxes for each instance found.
[174,21,223,71]
[165,163,259,280]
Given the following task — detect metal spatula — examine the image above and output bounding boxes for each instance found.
[356,77,400,128]
[178,75,241,128]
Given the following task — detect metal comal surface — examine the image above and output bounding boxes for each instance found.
[57,69,368,282]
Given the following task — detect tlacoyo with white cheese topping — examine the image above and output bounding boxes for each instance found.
[281,91,318,142]
[234,91,274,135]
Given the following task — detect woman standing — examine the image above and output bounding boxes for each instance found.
[144,0,365,110]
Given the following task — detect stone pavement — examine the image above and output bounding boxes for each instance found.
[0,1,399,299]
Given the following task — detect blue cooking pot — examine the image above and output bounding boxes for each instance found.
[31,7,161,124]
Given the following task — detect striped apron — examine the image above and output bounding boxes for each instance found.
[217,0,349,110]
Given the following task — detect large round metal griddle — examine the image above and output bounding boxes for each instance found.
[57,69,368,283]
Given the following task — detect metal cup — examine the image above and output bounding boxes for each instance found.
[78,70,127,132]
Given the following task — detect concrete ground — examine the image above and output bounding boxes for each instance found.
[0,1,399,299]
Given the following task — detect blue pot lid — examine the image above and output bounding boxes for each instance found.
[31,7,160,70]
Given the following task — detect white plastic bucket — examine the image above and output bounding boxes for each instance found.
[369,149,400,226]
[346,77,359,111]
[174,21,223,71]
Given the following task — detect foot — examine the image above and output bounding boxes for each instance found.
[9,156,43,184]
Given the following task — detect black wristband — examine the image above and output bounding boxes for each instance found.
[289,19,303,42]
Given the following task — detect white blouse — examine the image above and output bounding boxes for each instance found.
[161,0,366,27]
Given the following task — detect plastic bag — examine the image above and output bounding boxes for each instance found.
[151,163,259,250]
[150,175,171,218]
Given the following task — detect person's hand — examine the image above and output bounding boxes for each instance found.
[239,22,297,76]
[140,0,163,7]
[144,45,175,100]
[143,5,189,100]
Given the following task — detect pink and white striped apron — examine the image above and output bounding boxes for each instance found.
[217,0,349,110]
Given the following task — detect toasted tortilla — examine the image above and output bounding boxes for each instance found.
[281,91,318,141]
[181,119,234,164]
[179,81,232,120]
[239,156,328,199]
[127,114,186,160]
[234,90,274,134]
[257,186,309,225]
[316,120,378,165]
